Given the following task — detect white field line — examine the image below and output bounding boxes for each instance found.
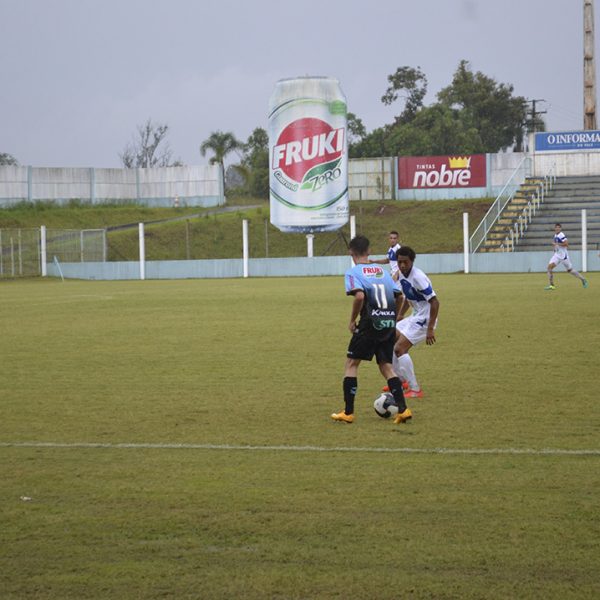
[1,441,599,456]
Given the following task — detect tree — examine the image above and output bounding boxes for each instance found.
[381,66,428,124]
[0,153,19,166]
[225,127,270,197]
[349,126,388,158]
[352,61,531,158]
[120,119,181,168]
[384,104,483,156]
[244,127,268,157]
[200,131,242,171]
[239,127,269,197]
[437,60,528,152]
[347,112,367,145]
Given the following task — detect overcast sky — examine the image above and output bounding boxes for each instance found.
[0,0,593,168]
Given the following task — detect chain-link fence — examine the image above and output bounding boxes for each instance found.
[0,221,351,277]
[47,229,107,263]
[0,228,106,278]
[0,228,41,277]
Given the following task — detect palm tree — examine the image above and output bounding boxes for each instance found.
[200,131,242,166]
[200,131,242,192]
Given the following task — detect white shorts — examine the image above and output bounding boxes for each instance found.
[396,315,437,345]
[549,254,572,271]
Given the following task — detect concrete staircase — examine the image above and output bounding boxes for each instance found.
[479,177,546,252]
[514,176,600,252]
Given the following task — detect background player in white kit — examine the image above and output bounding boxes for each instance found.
[393,246,440,399]
[545,223,588,290]
[369,230,401,280]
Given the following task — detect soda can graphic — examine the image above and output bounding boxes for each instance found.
[268,76,349,233]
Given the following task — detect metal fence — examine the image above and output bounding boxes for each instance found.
[0,228,41,277]
[469,156,532,253]
[0,228,106,278]
[46,229,107,263]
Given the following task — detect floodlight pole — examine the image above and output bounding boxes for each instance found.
[138,223,145,280]
[350,215,356,266]
[40,225,47,277]
[242,219,249,278]
[582,209,588,272]
[584,0,597,129]
[306,234,314,257]
[463,212,470,274]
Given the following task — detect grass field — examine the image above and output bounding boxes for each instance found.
[1,274,599,599]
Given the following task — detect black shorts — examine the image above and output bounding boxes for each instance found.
[347,329,395,364]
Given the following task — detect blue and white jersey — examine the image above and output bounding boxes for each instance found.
[345,263,401,334]
[397,266,436,320]
[387,243,401,276]
[553,231,568,260]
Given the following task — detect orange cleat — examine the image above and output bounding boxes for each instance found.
[330,411,354,423]
[393,408,413,424]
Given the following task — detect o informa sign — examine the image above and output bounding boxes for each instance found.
[535,130,600,152]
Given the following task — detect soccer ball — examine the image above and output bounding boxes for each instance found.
[373,392,399,419]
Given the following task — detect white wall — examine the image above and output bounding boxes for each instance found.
[0,164,224,207]
[533,151,600,177]
[489,153,528,187]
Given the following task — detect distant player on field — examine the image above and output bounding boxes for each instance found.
[545,223,588,290]
[369,230,401,280]
[331,235,412,425]
[392,246,440,399]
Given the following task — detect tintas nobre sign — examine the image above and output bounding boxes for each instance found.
[535,130,600,152]
[398,154,486,189]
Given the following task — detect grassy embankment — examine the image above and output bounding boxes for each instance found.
[0,196,493,260]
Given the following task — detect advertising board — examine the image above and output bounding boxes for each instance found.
[398,154,486,189]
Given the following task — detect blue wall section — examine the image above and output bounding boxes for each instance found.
[147,259,242,279]
[43,251,600,280]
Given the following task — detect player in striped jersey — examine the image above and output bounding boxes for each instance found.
[545,223,588,290]
[393,246,440,399]
[369,230,401,280]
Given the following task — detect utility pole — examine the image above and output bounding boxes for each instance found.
[527,99,547,133]
[584,0,597,129]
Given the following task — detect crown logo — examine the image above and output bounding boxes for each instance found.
[448,156,471,169]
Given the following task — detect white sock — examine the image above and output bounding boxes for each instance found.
[395,354,419,391]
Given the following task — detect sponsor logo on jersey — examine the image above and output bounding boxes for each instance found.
[371,309,395,317]
[363,266,384,278]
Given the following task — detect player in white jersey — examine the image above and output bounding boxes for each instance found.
[545,223,588,290]
[392,246,440,399]
[369,230,401,280]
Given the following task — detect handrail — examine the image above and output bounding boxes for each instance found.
[469,155,531,253]
[508,162,557,251]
